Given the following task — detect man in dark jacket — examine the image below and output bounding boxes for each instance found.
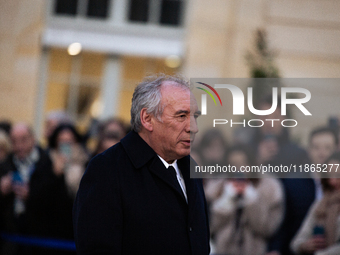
[0,123,68,255]
[73,74,210,255]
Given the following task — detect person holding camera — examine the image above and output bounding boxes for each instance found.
[291,152,340,255]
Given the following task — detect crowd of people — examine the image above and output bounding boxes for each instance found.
[0,114,128,255]
[193,96,340,255]
[0,97,340,255]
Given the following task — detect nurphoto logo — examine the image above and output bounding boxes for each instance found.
[194,79,312,129]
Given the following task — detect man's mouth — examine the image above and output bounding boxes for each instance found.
[181,140,191,146]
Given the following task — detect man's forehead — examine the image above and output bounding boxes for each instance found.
[161,82,189,94]
[159,83,199,112]
[313,132,335,142]
[11,125,31,137]
[161,85,190,102]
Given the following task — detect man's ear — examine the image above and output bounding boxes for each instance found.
[140,108,153,132]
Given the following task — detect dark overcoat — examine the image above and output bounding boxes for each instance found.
[73,131,210,255]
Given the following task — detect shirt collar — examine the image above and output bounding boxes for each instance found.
[157,155,178,169]
[13,147,39,166]
[157,155,181,177]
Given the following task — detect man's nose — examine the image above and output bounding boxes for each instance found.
[188,116,198,134]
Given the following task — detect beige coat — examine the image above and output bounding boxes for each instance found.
[209,178,284,255]
[291,192,340,255]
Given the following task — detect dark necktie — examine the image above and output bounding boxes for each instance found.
[168,166,187,202]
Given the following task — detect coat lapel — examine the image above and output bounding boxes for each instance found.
[120,131,155,169]
[148,157,187,202]
[121,131,187,203]
[178,156,197,215]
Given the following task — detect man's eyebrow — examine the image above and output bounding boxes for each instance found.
[174,110,201,115]
[175,110,189,115]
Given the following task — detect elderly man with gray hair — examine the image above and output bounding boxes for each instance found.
[73,74,210,255]
[0,123,69,255]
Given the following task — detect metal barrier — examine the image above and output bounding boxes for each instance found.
[1,232,76,251]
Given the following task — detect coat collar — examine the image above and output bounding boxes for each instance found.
[121,131,195,205]
[121,131,191,170]
[120,131,156,169]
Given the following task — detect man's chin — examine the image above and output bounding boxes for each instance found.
[176,148,191,159]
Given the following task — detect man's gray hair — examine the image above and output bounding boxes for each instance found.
[131,74,190,133]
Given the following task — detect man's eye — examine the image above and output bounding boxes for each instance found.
[180,115,186,118]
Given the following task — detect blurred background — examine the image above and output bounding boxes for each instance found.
[1,1,340,255]
[1,0,340,141]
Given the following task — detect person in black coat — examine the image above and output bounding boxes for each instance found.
[247,96,315,255]
[0,123,70,255]
[73,74,210,255]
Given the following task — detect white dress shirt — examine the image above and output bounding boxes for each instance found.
[158,155,187,202]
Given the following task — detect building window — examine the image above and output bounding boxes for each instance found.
[55,0,78,16]
[54,0,110,19]
[45,49,104,124]
[160,0,182,26]
[128,0,149,22]
[53,0,185,26]
[128,0,184,26]
[87,0,110,18]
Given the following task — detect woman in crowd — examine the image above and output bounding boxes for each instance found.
[92,118,127,156]
[48,124,89,242]
[291,152,340,255]
[199,129,229,207]
[209,145,284,255]
[197,129,228,167]
[0,131,11,163]
[48,123,88,198]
